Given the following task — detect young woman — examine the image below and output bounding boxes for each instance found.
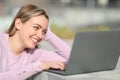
[0,4,71,80]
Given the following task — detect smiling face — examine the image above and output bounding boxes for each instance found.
[15,15,48,49]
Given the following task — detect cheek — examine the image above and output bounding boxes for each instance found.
[22,26,34,36]
[19,30,28,40]
[19,27,31,39]
[25,30,34,38]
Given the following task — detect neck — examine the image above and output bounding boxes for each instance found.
[8,35,25,55]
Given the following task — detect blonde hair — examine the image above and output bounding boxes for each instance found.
[7,4,49,36]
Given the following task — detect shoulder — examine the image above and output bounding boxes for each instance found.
[0,31,8,45]
[0,31,8,38]
[0,31,8,56]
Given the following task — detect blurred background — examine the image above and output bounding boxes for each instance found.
[0,0,120,40]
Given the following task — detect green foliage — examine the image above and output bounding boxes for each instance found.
[50,23,75,39]
[50,23,120,39]
[79,25,111,32]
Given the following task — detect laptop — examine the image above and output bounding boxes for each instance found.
[47,30,120,75]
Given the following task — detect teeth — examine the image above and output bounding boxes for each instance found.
[33,39,37,43]
[31,37,38,43]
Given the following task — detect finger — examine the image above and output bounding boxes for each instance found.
[52,62,64,70]
[50,63,64,70]
[57,63,65,70]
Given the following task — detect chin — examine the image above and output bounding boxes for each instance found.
[27,45,36,49]
[26,42,38,49]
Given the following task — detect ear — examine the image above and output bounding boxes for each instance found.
[15,18,22,30]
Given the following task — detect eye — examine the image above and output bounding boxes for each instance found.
[33,26,39,30]
[42,30,47,35]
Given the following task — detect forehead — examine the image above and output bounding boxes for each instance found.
[27,15,48,28]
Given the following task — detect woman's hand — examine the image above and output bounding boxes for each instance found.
[40,61,65,70]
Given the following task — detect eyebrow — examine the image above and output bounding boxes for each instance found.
[33,23,47,30]
[33,23,42,28]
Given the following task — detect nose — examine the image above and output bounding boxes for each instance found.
[36,31,44,40]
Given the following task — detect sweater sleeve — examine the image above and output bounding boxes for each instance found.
[44,27,71,62]
[0,60,43,80]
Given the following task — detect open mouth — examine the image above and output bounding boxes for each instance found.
[31,37,39,45]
